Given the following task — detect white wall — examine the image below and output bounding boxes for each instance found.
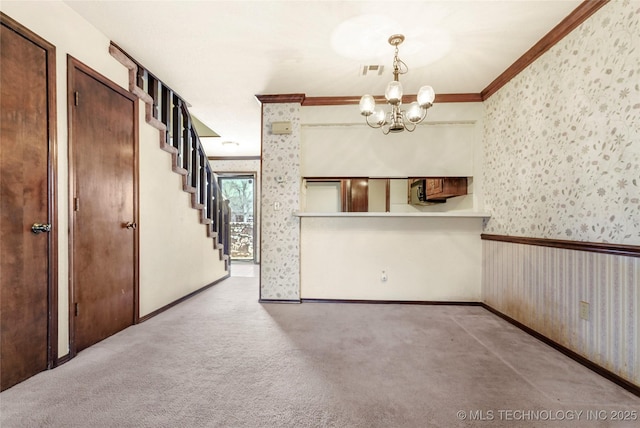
[2,0,228,356]
[304,182,341,212]
[368,179,386,212]
[301,103,483,178]
[138,106,228,317]
[301,217,483,301]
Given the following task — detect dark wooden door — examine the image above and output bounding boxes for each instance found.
[69,58,138,353]
[0,15,57,391]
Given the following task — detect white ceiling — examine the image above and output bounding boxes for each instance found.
[64,0,582,156]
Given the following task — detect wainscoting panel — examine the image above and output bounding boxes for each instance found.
[482,239,639,387]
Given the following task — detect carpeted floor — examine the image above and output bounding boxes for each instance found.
[1,264,638,427]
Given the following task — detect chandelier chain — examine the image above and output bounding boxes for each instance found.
[392,45,409,81]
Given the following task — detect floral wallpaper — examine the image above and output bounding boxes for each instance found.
[260,103,301,300]
[210,159,260,174]
[483,0,640,245]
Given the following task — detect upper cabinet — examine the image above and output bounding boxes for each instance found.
[409,177,468,205]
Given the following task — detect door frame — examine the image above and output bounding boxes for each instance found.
[0,12,59,368]
[217,172,257,263]
[67,55,139,358]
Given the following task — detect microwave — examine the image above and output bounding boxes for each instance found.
[410,179,444,205]
[409,177,468,205]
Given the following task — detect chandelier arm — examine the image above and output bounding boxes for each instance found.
[402,114,417,132]
[396,58,409,75]
[364,114,383,129]
[417,107,428,123]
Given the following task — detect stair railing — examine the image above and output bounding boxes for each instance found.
[109,43,230,265]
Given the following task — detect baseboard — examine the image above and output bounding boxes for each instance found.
[138,273,230,323]
[481,303,640,398]
[301,298,482,306]
[259,299,301,304]
[55,353,72,367]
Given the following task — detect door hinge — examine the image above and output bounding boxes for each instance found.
[74,197,79,211]
[74,302,79,316]
[74,91,79,106]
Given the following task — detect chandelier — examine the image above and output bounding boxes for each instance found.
[359,34,435,134]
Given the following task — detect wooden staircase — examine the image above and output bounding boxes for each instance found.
[109,43,230,270]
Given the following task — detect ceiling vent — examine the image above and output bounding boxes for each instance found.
[361,65,384,76]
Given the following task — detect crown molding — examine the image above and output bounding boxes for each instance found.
[255,94,305,104]
[302,93,482,106]
[481,0,610,100]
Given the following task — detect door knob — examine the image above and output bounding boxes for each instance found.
[31,223,51,234]
[125,222,137,230]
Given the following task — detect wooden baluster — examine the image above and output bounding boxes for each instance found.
[161,87,172,144]
[214,175,220,229]
[214,179,220,227]
[147,75,158,119]
[172,96,182,158]
[223,200,230,255]
[206,166,213,223]
[194,140,200,196]
[181,107,190,173]
[218,194,224,244]
[200,155,208,207]
[155,81,163,122]
[218,192,227,241]
[136,66,145,90]
[190,129,199,191]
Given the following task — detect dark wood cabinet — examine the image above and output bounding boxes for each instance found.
[409,177,468,204]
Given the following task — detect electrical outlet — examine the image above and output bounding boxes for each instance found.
[579,301,590,321]
[381,270,388,282]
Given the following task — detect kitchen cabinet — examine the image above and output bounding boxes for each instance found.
[409,177,468,205]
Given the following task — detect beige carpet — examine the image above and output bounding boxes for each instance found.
[1,264,638,427]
